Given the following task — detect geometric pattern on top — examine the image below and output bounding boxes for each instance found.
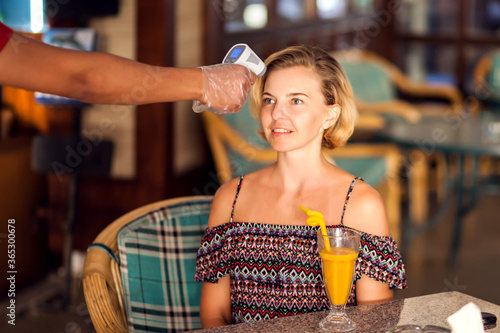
[195,222,407,324]
[195,176,406,324]
[117,196,212,332]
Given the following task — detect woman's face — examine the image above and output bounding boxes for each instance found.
[260,66,338,153]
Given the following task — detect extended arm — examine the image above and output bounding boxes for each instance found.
[0,31,254,111]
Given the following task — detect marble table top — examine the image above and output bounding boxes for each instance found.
[188,292,500,333]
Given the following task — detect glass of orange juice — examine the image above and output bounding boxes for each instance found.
[317,227,360,332]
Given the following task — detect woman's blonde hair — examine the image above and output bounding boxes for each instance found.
[249,45,357,149]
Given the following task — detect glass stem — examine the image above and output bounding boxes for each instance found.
[328,304,347,320]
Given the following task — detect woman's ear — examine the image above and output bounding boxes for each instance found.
[323,104,341,130]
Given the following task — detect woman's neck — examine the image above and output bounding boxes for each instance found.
[270,148,334,192]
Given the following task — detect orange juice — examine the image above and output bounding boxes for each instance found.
[319,247,358,306]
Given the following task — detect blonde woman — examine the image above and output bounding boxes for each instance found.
[195,45,406,328]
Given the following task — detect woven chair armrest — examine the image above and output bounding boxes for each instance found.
[83,273,128,333]
[356,99,422,123]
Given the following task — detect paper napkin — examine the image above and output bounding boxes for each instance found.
[447,302,484,333]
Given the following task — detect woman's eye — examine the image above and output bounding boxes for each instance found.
[263,98,275,104]
[291,98,303,105]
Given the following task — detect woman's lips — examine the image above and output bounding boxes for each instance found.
[272,128,293,135]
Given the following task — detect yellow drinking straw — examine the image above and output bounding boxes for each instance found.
[299,205,331,252]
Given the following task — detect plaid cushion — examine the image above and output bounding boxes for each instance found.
[117,197,213,332]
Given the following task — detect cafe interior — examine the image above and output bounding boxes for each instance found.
[1,0,500,332]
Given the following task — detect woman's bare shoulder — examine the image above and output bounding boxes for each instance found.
[343,179,390,237]
[208,176,242,228]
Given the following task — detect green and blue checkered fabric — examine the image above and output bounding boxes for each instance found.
[117,197,213,332]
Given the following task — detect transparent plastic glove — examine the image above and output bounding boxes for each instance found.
[192,64,256,114]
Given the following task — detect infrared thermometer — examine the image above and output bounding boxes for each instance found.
[223,43,266,77]
[192,43,265,114]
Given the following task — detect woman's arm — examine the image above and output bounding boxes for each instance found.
[344,182,394,305]
[200,276,232,328]
[355,275,393,305]
[0,31,254,110]
[198,179,240,327]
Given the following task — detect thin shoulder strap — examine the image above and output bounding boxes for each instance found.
[340,176,363,226]
[230,175,244,222]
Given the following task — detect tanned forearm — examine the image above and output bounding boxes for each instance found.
[0,32,203,105]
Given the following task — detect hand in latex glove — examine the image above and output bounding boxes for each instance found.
[193,64,257,114]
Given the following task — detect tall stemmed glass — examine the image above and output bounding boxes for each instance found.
[317,227,360,332]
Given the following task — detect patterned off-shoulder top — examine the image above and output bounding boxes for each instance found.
[195,176,406,324]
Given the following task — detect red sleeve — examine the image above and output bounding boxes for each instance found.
[0,22,14,52]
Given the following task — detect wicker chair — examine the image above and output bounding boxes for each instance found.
[330,48,468,224]
[473,48,500,110]
[82,196,213,333]
[471,49,500,178]
[330,48,464,121]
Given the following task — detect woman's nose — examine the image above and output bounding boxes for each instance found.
[271,101,286,120]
